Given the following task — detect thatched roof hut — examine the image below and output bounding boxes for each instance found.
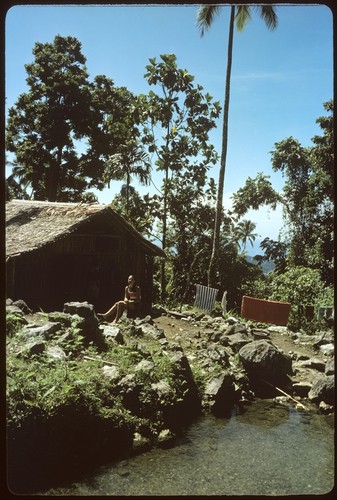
[6,200,165,312]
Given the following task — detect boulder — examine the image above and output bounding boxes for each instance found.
[6,305,25,316]
[308,375,334,406]
[63,301,96,318]
[101,325,124,344]
[294,358,326,373]
[151,380,174,399]
[204,371,236,415]
[238,339,292,386]
[13,299,32,314]
[102,365,120,380]
[47,312,73,327]
[292,381,312,397]
[325,359,334,376]
[23,322,62,340]
[136,323,166,340]
[319,344,334,356]
[134,359,155,372]
[46,345,67,360]
[22,340,46,357]
[63,302,105,347]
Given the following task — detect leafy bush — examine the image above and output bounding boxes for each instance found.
[268,266,324,306]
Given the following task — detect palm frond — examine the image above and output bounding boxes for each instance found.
[257,5,278,31]
[196,5,221,37]
[235,5,251,32]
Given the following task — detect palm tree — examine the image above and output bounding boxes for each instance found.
[105,142,151,215]
[197,4,278,286]
[233,219,259,253]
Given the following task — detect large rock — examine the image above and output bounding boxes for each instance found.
[63,301,96,318]
[135,323,166,340]
[308,375,334,406]
[12,299,33,314]
[204,371,236,416]
[23,322,62,341]
[63,302,105,347]
[238,339,292,386]
[101,325,124,344]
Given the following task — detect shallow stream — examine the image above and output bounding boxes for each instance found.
[42,399,334,496]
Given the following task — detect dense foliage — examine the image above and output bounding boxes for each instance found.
[6,35,139,201]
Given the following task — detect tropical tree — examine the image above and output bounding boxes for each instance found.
[6,35,139,201]
[140,54,221,299]
[111,187,160,238]
[105,141,151,215]
[232,219,258,253]
[270,101,334,284]
[229,101,334,285]
[196,4,278,287]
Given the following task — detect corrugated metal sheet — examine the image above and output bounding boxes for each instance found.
[194,284,218,312]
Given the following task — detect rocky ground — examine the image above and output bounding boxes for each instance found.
[153,310,334,410]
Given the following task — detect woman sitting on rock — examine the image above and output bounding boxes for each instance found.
[97,275,141,324]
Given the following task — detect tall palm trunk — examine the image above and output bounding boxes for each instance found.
[207,5,235,287]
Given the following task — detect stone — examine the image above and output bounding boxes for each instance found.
[137,323,166,340]
[13,299,33,314]
[101,325,124,344]
[292,381,312,397]
[227,332,252,353]
[23,322,62,340]
[47,312,73,327]
[6,305,25,316]
[25,340,46,356]
[325,359,334,376]
[238,339,293,385]
[63,301,96,318]
[295,358,326,373]
[308,375,334,405]
[319,344,334,356]
[267,326,288,334]
[134,315,153,325]
[46,345,67,360]
[151,380,174,398]
[251,329,270,340]
[135,359,155,372]
[318,401,334,414]
[204,371,236,414]
[102,365,119,380]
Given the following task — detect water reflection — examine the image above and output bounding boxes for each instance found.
[43,400,334,496]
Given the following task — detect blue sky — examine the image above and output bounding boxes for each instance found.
[5,3,333,247]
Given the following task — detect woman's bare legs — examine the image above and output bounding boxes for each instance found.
[98,302,119,321]
[112,301,126,323]
[98,300,127,322]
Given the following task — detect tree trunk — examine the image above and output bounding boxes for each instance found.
[161,166,168,302]
[48,146,63,201]
[207,5,235,287]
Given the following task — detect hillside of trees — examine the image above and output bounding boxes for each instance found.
[6,35,334,331]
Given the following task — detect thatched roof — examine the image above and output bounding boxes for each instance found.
[6,200,165,259]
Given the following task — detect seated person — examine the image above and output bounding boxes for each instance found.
[98,275,141,323]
